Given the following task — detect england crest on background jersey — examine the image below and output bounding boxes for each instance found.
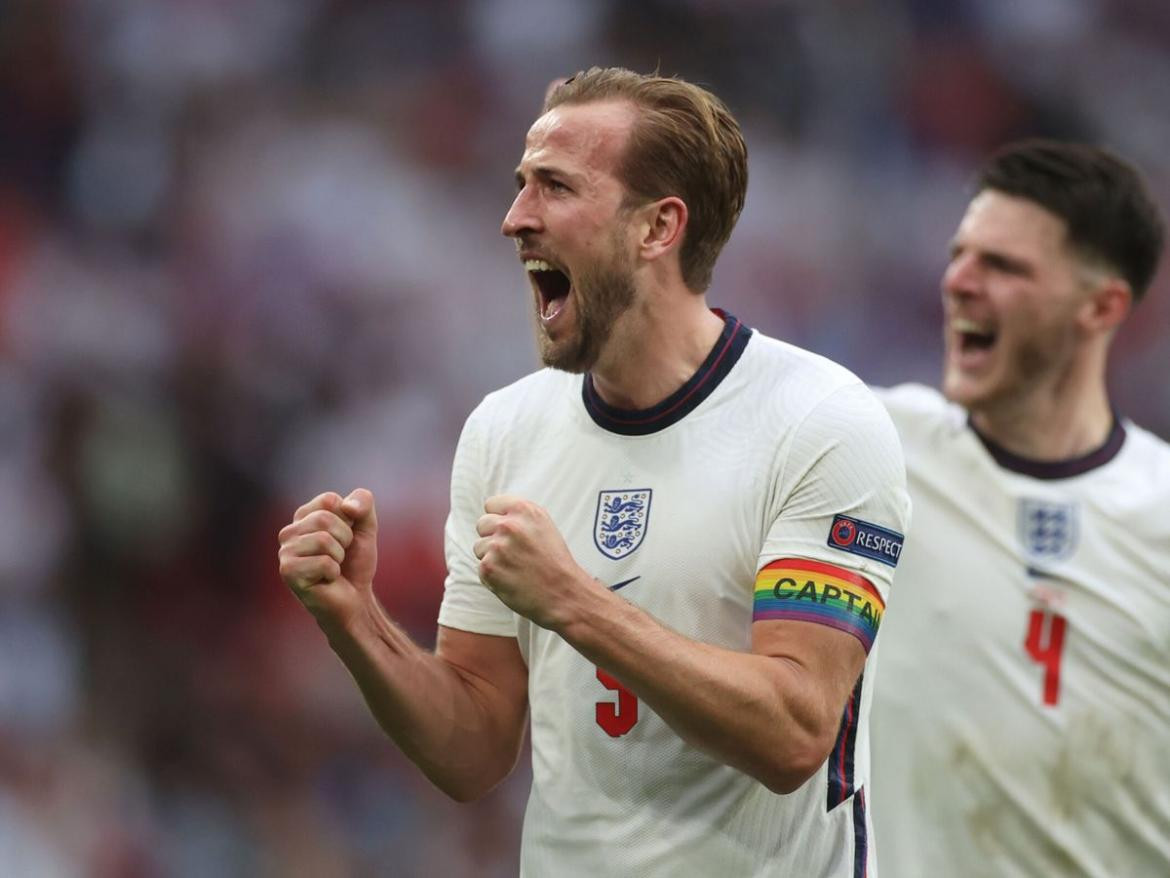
[594,489,652,560]
[1018,498,1079,560]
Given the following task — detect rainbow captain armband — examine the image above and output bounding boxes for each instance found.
[753,558,885,653]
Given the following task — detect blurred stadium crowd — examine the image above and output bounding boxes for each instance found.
[1,0,1168,874]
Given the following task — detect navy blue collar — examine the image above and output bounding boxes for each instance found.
[970,415,1126,479]
[582,310,752,436]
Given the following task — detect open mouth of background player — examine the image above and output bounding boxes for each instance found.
[951,317,997,357]
[959,329,996,352]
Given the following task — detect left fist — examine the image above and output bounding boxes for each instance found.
[474,495,587,628]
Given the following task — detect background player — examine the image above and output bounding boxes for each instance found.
[280,67,909,876]
[870,140,1170,876]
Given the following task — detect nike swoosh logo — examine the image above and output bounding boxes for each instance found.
[609,576,640,592]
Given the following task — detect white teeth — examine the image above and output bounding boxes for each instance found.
[525,259,554,272]
[952,318,992,334]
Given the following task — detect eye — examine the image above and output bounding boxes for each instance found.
[548,179,570,193]
[983,253,1028,276]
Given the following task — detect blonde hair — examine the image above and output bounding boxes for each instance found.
[546,68,748,292]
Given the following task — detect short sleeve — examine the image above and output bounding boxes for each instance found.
[754,382,911,652]
[436,406,518,637]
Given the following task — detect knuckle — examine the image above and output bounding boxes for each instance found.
[279,562,304,588]
[307,510,334,529]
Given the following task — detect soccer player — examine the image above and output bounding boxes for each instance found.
[870,140,1170,876]
[279,67,909,876]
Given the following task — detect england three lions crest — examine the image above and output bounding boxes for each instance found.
[1018,498,1079,561]
[594,489,652,560]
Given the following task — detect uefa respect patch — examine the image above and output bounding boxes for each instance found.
[827,514,903,567]
[753,558,885,653]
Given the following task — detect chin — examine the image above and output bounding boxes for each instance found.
[538,338,593,374]
[542,356,591,374]
[941,373,986,410]
[945,381,1010,417]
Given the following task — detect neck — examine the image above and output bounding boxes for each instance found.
[589,287,725,410]
[969,370,1114,461]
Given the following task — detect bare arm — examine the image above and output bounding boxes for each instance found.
[279,490,528,801]
[557,588,863,794]
[475,496,865,794]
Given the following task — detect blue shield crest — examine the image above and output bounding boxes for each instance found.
[593,489,652,560]
[1018,499,1078,560]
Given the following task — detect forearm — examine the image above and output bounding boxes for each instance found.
[317,597,524,801]
[557,587,836,794]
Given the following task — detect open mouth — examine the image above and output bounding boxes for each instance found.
[952,317,997,353]
[525,259,572,321]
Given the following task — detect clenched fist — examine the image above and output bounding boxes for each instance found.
[278,488,378,623]
[473,494,594,630]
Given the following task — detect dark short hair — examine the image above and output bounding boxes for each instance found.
[976,139,1165,300]
[545,67,748,293]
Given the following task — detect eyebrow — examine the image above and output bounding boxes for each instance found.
[950,240,1035,277]
[514,165,579,189]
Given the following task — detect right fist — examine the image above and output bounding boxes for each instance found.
[277,489,378,617]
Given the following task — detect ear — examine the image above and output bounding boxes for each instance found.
[636,196,688,263]
[1079,276,1131,334]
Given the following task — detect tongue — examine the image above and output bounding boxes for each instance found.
[536,269,571,319]
[544,293,567,321]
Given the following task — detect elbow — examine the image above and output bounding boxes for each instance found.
[757,759,821,796]
[425,747,520,803]
[754,733,838,796]
[431,771,505,804]
[440,780,490,804]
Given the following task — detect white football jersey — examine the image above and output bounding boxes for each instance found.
[439,314,910,877]
[871,384,1170,878]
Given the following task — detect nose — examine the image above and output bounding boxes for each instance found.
[501,185,542,238]
[942,250,980,300]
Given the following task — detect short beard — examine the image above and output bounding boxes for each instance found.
[538,250,636,374]
[956,323,1078,416]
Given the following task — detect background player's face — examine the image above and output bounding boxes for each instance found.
[502,100,641,372]
[940,190,1099,413]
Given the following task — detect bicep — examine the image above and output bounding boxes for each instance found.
[751,618,867,740]
[751,384,905,725]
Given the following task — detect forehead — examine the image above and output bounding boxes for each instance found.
[957,190,1071,261]
[519,100,637,181]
